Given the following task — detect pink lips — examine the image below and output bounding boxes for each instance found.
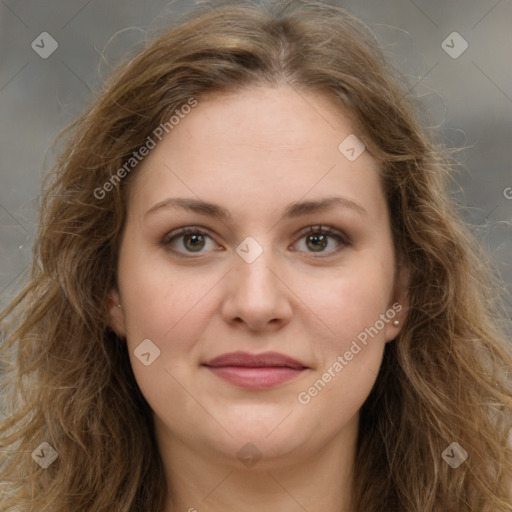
[202,351,308,390]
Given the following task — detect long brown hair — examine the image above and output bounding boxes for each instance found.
[1,1,511,510]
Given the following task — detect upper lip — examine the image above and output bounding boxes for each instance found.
[203,351,308,369]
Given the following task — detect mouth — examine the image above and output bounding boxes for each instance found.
[202,351,309,390]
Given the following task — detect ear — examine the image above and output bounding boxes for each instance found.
[384,264,409,343]
[105,287,127,338]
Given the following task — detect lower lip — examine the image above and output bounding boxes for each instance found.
[205,366,306,389]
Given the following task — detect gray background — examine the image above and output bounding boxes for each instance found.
[1,0,511,318]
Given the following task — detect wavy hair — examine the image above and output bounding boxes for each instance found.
[1,1,511,510]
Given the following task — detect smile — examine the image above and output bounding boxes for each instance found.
[205,366,306,389]
[202,351,309,390]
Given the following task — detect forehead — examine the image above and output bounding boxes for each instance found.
[127,85,386,225]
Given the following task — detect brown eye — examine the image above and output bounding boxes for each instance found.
[305,233,329,252]
[161,224,348,258]
[161,227,217,255]
[183,233,206,252]
[293,225,348,256]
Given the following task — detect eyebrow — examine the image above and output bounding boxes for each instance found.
[144,196,367,220]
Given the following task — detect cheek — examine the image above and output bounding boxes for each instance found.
[117,246,216,417]
[119,242,195,331]
[295,265,391,421]
[293,251,394,421]
[297,252,395,351]
[118,242,224,370]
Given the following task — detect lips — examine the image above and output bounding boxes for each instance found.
[203,351,307,369]
[202,351,308,390]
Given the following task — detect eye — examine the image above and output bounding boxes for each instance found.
[292,225,349,257]
[161,226,219,255]
[161,224,349,257]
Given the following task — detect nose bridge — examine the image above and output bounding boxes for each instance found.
[225,235,290,322]
[233,234,278,295]
[220,233,294,328]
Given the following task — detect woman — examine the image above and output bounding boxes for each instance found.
[1,1,511,510]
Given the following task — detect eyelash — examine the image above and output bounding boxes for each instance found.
[160,225,350,258]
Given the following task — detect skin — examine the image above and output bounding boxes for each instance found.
[108,84,408,512]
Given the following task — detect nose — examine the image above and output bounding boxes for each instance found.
[220,244,293,333]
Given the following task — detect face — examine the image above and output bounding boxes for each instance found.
[108,84,407,469]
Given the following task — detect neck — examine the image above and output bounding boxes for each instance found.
[158,416,358,512]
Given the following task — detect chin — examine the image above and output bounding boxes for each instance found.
[203,412,315,462]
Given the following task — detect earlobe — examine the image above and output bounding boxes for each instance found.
[106,288,126,338]
[384,265,410,343]
[384,307,404,343]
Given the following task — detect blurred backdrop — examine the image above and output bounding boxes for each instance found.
[0,0,511,320]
